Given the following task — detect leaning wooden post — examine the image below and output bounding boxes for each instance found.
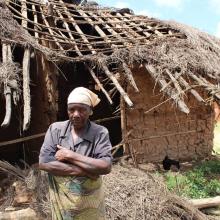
[22,48,31,131]
[1,43,12,128]
[21,0,31,131]
[120,96,127,154]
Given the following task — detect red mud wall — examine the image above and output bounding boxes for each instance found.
[126,67,214,163]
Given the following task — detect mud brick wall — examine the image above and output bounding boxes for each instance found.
[125,67,214,163]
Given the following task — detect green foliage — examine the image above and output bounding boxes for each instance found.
[164,160,220,199]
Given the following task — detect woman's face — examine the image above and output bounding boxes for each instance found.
[67,103,91,129]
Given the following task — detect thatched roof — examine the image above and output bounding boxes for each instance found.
[1,0,220,129]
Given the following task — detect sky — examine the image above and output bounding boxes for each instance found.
[95,0,220,38]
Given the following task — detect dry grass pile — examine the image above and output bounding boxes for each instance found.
[103,165,210,220]
[0,161,215,219]
[0,161,50,219]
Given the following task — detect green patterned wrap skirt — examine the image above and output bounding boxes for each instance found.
[48,174,105,220]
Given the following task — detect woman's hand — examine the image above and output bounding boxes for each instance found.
[55,145,74,161]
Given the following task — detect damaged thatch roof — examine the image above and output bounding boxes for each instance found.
[1,0,220,129]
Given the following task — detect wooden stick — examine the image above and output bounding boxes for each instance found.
[8,0,153,24]
[124,13,151,37]
[177,74,204,103]
[165,69,183,95]
[120,96,127,153]
[8,3,148,45]
[59,1,133,106]
[82,12,139,92]
[53,4,113,104]
[122,62,139,92]
[94,116,120,123]
[0,133,46,147]
[22,48,31,131]
[190,196,220,209]
[82,11,139,92]
[101,12,136,43]
[87,67,113,104]
[1,43,12,128]
[112,143,123,156]
[145,64,189,114]
[1,82,12,127]
[21,0,31,131]
[115,12,143,38]
[127,130,197,142]
[31,4,39,40]
[101,63,133,107]
[39,5,64,50]
[160,71,182,92]
[187,72,220,100]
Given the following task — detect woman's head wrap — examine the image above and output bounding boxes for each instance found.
[67,87,100,107]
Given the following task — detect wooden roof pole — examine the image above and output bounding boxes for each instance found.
[58,0,133,106]
[145,64,190,114]
[112,13,143,39]
[123,13,164,37]
[126,14,164,37]
[53,6,113,104]
[1,44,12,128]
[123,13,204,103]
[21,0,31,131]
[31,4,39,40]
[39,5,64,50]
[165,69,184,96]
[187,72,219,98]
[57,0,94,52]
[86,11,139,92]
[100,13,137,43]
[177,75,205,102]
[118,13,151,38]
